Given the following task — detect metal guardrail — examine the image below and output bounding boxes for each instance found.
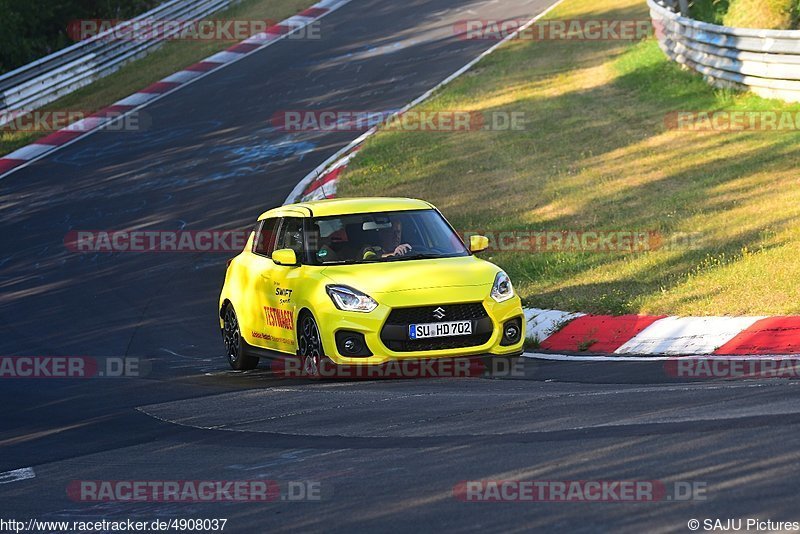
[0,0,237,124]
[648,0,800,102]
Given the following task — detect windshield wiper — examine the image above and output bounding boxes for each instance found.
[383,253,444,262]
[320,259,358,265]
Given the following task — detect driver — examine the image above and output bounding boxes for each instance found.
[378,220,412,257]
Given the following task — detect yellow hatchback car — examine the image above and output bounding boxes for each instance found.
[218,197,524,375]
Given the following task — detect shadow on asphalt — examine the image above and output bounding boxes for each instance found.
[184,354,797,388]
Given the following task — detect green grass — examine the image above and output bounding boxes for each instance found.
[690,0,799,29]
[338,0,800,316]
[0,0,312,157]
[723,0,798,29]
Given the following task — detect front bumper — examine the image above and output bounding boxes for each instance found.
[316,288,525,365]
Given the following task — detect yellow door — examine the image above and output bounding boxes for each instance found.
[258,217,305,354]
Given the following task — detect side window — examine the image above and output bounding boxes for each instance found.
[275,217,305,262]
[253,218,279,257]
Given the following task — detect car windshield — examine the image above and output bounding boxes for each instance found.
[309,209,469,265]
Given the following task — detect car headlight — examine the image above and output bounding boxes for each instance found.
[326,285,378,312]
[490,271,515,303]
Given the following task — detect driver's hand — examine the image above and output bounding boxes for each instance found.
[393,243,412,256]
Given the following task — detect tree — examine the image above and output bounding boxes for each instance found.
[0,0,162,74]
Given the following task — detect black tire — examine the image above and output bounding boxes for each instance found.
[222,305,259,371]
[297,312,325,378]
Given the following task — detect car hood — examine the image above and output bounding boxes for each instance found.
[320,255,500,294]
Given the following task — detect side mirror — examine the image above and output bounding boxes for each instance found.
[273,248,299,266]
[469,235,490,253]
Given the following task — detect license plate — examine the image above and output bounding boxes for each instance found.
[409,320,473,339]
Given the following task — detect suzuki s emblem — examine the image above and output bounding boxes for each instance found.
[433,307,446,319]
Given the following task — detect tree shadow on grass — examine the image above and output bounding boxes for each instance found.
[343,23,800,314]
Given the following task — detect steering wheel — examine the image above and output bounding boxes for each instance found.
[361,246,382,261]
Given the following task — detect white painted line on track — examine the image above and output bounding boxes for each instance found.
[525,352,678,362]
[0,467,36,484]
[524,352,800,362]
[285,0,569,204]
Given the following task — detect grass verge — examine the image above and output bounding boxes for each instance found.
[337,0,800,316]
[0,0,313,157]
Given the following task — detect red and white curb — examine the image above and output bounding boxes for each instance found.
[294,147,361,201]
[524,310,800,357]
[0,0,353,180]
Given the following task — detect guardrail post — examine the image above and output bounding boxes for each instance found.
[677,0,689,16]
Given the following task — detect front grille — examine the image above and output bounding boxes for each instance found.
[385,303,488,324]
[380,303,492,353]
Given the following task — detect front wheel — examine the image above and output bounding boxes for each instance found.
[298,313,325,378]
[222,305,259,371]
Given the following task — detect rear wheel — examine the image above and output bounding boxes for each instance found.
[298,312,325,378]
[223,305,259,371]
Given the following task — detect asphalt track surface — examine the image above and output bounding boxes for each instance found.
[2,0,800,532]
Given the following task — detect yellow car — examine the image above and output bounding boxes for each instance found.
[218,197,524,375]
